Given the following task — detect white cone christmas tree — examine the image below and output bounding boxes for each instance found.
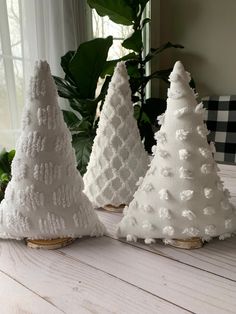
[83,62,149,208]
[117,61,236,243]
[0,61,105,240]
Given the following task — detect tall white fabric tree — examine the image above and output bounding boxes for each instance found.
[84,62,149,209]
[117,61,236,245]
[0,61,105,240]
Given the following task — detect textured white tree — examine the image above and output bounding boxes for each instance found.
[117,61,236,244]
[0,61,105,240]
[83,61,149,209]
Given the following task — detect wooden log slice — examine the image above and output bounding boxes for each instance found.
[164,237,203,250]
[25,237,75,250]
[103,204,126,213]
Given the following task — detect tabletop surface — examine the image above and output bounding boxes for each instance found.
[0,164,236,314]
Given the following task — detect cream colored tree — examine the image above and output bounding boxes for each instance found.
[0,61,105,242]
[83,62,149,210]
[117,61,236,247]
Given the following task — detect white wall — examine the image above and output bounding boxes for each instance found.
[155,0,236,97]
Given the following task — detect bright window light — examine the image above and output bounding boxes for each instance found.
[92,9,133,60]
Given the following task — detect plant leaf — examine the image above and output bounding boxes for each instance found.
[0,179,8,202]
[77,99,98,120]
[148,68,173,84]
[68,98,98,123]
[134,105,151,124]
[68,99,83,114]
[129,77,142,95]
[136,98,167,153]
[72,132,95,175]
[0,148,14,201]
[1,173,9,182]
[62,110,81,130]
[129,75,149,95]
[142,18,151,28]
[8,150,15,164]
[53,76,80,99]
[0,149,11,176]
[87,0,135,25]
[69,36,113,99]
[60,51,75,84]
[132,95,140,103]
[122,30,143,53]
[101,52,138,78]
[94,76,112,115]
[126,60,141,78]
[144,42,184,62]
[97,76,111,102]
[139,123,156,153]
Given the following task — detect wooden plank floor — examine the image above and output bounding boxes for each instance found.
[0,164,235,314]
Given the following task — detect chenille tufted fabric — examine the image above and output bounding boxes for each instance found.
[0,61,105,240]
[83,62,149,208]
[117,61,236,244]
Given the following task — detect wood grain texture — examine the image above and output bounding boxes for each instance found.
[0,163,235,314]
[219,164,236,197]
[0,270,61,314]
[61,236,236,314]
[0,240,186,314]
[219,164,236,177]
[96,166,236,283]
[97,210,236,282]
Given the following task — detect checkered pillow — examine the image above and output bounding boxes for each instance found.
[202,96,236,163]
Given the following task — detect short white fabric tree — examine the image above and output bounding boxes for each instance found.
[0,61,105,240]
[84,61,149,208]
[117,61,236,244]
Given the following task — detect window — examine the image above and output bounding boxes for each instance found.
[0,0,89,151]
[92,9,133,60]
[0,0,23,150]
[0,2,150,151]
[91,6,151,97]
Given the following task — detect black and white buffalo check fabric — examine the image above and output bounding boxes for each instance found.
[202,96,236,163]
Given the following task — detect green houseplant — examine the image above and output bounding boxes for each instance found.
[0,149,15,202]
[54,0,184,175]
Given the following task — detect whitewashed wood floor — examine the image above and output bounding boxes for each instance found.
[0,164,236,314]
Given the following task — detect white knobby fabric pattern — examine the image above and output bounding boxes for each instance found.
[0,61,105,240]
[117,61,236,243]
[83,62,149,208]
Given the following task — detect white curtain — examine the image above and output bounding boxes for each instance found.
[0,0,92,150]
[21,0,92,85]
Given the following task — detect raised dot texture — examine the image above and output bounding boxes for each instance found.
[179,149,191,160]
[163,226,175,236]
[182,209,196,220]
[180,190,194,201]
[176,129,190,141]
[159,189,169,200]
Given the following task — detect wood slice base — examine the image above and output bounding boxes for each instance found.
[26,237,75,250]
[165,237,203,250]
[103,204,126,213]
